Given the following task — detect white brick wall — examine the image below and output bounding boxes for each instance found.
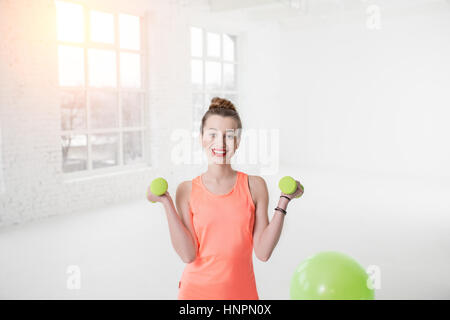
[0,0,281,228]
[0,0,193,227]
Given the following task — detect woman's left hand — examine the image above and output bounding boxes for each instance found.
[281,180,304,200]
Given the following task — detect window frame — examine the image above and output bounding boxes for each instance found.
[56,0,150,180]
[190,25,242,131]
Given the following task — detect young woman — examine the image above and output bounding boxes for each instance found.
[147,97,303,299]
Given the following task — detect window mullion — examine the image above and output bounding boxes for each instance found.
[84,4,92,171]
[141,13,148,164]
[202,28,207,107]
[115,12,123,166]
[220,33,224,99]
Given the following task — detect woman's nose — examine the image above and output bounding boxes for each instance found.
[215,136,226,145]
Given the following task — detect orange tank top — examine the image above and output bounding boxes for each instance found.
[178,170,259,300]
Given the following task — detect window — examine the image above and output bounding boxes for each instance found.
[56,1,147,174]
[190,27,239,130]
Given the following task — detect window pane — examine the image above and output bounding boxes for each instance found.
[190,27,203,57]
[62,134,87,173]
[207,32,220,58]
[90,10,114,44]
[88,49,116,87]
[120,53,141,88]
[91,133,119,169]
[205,61,221,90]
[205,93,221,108]
[61,90,86,130]
[223,34,236,61]
[223,63,236,90]
[122,92,144,127]
[120,14,140,50]
[58,45,84,86]
[191,60,203,90]
[192,92,204,110]
[55,1,84,43]
[123,131,143,165]
[192,93,205,122]
[223,94,238,106]
[89,91,118,129]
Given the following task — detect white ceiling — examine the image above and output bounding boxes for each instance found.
[208,0,450,13]
[207,0,312,21]
[209,0,281,11]
[178,0,450,23]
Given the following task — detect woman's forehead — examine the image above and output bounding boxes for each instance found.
[205,115,237,127]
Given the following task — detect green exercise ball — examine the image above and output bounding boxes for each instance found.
[290,251,374,300]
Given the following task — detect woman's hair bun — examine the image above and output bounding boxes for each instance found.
[209,97,237,112]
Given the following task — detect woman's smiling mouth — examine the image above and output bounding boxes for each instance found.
[212,148,227,157]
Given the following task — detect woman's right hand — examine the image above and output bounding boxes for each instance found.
[146,186,171,204]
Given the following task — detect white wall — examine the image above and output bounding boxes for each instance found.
[0,124,4,194]
[239,21,283,176]
[280,0,450,179]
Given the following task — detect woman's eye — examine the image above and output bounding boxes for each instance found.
[208,133,233,139]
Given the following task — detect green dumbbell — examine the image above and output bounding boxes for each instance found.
[279,176,303,198]
[148,177,168,203]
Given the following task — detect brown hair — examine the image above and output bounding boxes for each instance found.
[200,97,242,138]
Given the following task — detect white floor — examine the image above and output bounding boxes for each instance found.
[1,166,449,299]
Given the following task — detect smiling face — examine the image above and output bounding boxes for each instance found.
[201,115,241,165]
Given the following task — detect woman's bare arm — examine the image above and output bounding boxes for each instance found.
[251,176,303,261]
[161,182,198,263]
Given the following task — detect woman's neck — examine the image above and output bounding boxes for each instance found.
[204,164,236,181]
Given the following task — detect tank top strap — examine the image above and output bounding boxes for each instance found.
[192,174,201,188]
[235,171,256,212]
[190,175,202,209]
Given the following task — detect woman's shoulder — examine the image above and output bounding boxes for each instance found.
[246,174,266,186]
[246,174,268,202]
[176,180,193,200]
